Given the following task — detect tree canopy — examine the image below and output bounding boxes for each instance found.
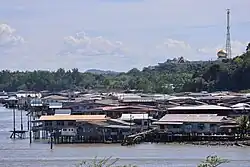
[1,47,250,93]
[183,50,250,92]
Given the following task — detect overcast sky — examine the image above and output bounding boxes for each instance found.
[0,0,250,72]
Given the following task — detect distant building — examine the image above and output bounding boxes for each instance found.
[153,114,238,134]
[16,90,42,98]
[165,105,232,116]
[217,49,228,60]
[32,114,137,142]
[120,113,154,130]
[0,92,8,103]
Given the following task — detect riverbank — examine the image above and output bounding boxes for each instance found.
[32,138,250,148]
[151,140,250,147]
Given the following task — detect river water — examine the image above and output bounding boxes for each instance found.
[0,106,250,167]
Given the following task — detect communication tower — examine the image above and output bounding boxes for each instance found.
[225,9,232,59]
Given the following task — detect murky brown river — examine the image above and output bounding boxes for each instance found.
[0,106,250,167]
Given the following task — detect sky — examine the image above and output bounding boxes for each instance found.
[0,0,250,72]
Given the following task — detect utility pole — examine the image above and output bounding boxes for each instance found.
[50,131,53,149]
[20,109,23,131]
[29,110,32,144]
[130,114,132,134]
[225,9,232,59]
[13,107,16,139]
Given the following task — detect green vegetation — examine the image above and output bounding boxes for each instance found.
[198,155,229,167]
[76,157,136,167]
[0,60,208,93]
[184,47,250,92]
[75,155,229,167]
[237,115,250,138]
[0,43,249,93]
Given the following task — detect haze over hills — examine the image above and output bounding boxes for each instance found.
[85,69,121,75]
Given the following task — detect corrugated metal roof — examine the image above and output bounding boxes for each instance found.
[120,114,152,121]
[104,125,131,129]
[97,106,157,111]
[42,95,68,100]
[95,99,119,105]
[6,96,18,101]
[109,119,134,126]
[220,125,239,128]
[158,114,226,123]
[30,99,43,107]
[39,115,108,121]
[167,105,231,110]
[196,96,219,100]
[55,109,71,115]
[231,103,250,108]
[168,96,195,101]
[121,98,155,103]
[153,121,183,125]
[86,121,108,126]
[48,102,62,109]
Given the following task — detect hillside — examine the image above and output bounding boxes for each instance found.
[183,50,250,92]
[0,44,249,93]
[85,69,120,75]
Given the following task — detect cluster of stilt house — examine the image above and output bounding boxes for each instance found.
[1,90,250,145]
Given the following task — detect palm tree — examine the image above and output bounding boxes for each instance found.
[236,115,250,138]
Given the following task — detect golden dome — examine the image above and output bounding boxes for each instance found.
[217,49,226,54]
[217,49,227,57]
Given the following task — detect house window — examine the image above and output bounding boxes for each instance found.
[160,125,165,129]
[57,121,64,126]
[210,124,216,127]
[198,123,205,130]
[173,125,180,128]
[185,123,192,130]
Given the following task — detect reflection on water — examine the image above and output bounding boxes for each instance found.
[0,107,250,167]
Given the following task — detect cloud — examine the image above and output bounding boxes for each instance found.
[157,39,248,61]
[155,38,194,60]
[197,41,248,56]
[61,31,127,57]
[0,23,24,48]
[1,0,250,72]
[160,38,191,50]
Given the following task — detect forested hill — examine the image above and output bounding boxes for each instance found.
[0,59,211,93]
[0,43,250,93]
[183,49,250,93]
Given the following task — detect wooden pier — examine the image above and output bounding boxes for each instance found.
[10,130,27,139]
[121,129,244,146]
[9,99,28,139]
[121,128,158,146]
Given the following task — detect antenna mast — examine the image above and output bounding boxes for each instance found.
[226,9,232,59]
